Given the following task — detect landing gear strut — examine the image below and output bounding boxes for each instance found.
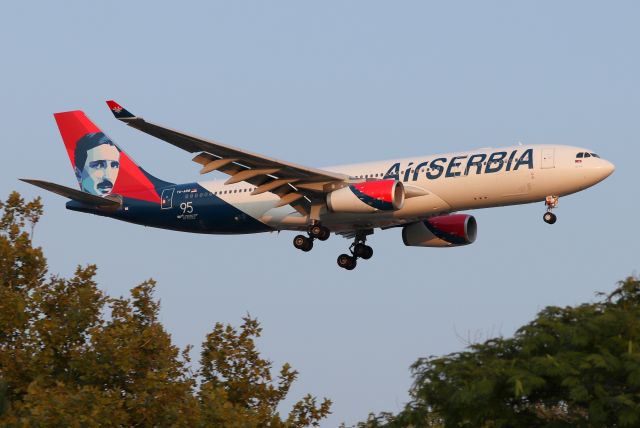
[337,231,373,270]
[293,223,330,252]
[543,196,558,225]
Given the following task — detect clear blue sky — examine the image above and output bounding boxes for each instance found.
[1,1,638,425]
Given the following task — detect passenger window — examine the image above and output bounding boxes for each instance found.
[576,153,584,158]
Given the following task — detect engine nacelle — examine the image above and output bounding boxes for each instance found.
[402,214,477,247]
[326,180,405,213]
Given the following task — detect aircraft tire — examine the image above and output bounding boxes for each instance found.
[294,235,313,251]
[354,243,372,259]
[337,254,356,270]
[310,224,330,241]
[543,212,557,224]
[318,227,330,241]
[361,245,373,260]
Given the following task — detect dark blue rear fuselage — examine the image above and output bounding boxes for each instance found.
[66,183,272,234]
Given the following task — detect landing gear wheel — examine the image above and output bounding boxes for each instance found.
[310,224,330,241]
[318,228,330,241]
[353,243,373,260]
[543,212,557,225]
[337,254,357,270]
[293,234,314,252]
[362,245,373,260]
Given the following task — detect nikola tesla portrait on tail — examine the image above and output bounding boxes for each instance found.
[74,132,120,196]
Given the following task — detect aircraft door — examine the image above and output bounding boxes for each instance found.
[541,148,555,169]
[161,188,174,209]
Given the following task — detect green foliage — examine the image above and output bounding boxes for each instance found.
[199,316,331,427]
[0,191,330,427]
[365,276,640,427]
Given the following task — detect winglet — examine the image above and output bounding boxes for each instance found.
[106,100,136,121]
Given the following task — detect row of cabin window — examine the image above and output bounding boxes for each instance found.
[576,152,600,158]
[187,157,534,196]
[185,188,256,198]
[352,159,525,179]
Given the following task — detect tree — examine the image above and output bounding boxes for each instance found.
[362,277,640,427]
[0,191,330,427]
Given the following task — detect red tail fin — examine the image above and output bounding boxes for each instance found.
[54,111,160,203]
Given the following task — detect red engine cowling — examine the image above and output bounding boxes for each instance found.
[327,180,405,213]
[402,214,477,247]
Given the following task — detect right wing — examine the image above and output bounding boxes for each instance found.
[106,100,350,215]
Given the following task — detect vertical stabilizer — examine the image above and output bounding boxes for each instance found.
[53,111,163,203]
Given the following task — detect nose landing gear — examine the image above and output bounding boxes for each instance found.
[337,231,373,270]
[543,196,559,224]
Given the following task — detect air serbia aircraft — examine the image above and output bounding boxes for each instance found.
[22,101,615,270]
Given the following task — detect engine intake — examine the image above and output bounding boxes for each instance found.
[402,214,477,247]
[327,180,405,213]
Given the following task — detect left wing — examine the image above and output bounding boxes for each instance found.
[20,179,122,208]
[106,100,349,214]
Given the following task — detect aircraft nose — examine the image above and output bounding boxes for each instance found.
[591,158,615,182]
[601,159,615,177]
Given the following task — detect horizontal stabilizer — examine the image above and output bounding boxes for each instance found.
[20,179,121,207]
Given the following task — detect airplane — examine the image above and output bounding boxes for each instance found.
[22,100,615,270]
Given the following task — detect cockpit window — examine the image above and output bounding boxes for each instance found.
[591,153,600,158]
[584,153,591,158]
[576,152,584,158]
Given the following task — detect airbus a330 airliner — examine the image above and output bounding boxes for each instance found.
[22,101,615,270]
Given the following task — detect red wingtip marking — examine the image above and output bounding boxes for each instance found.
[106,100,123,110]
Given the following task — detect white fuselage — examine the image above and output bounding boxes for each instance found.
[197,144,614,232]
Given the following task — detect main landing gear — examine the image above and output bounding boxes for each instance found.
[293,224,373,271]
[337,232,373,271]
[543,195,559,225]
[293,223,331,252]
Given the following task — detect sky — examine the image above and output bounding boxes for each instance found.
[1,1,639,425]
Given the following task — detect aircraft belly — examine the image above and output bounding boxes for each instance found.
[111,187,273,234]
[394,191,451,217]
[260,205,307,228]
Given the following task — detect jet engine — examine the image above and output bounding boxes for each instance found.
[402,214,477,247]
[327,180,405,213]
